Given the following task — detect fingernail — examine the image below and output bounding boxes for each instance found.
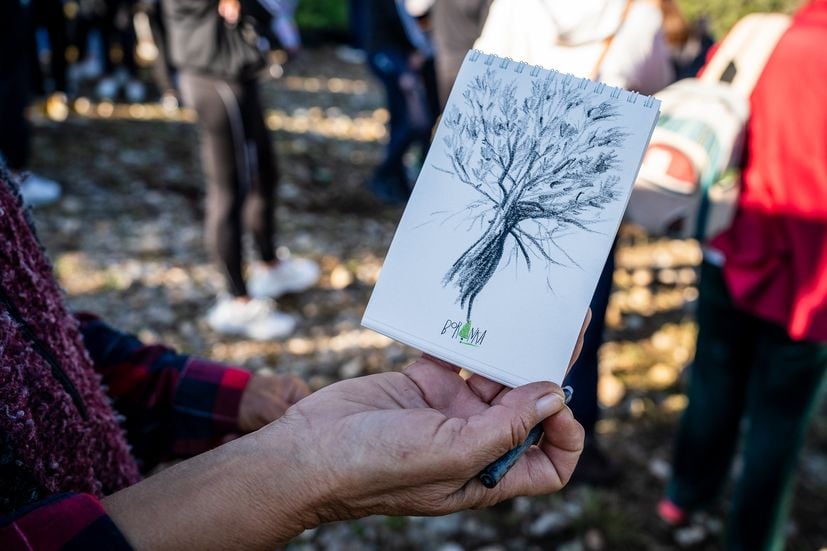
[535,393,564,418]
[563,386,574,404]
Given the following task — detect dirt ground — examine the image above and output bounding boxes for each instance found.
[27,47,826,550]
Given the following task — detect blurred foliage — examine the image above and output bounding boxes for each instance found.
[295,0,347,30]
[676,0,804,36]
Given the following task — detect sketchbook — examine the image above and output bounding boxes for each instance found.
[362,51,661,387]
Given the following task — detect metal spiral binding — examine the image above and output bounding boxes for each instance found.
[468,51,658,109]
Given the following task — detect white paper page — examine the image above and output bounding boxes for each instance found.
[363,51,660,387]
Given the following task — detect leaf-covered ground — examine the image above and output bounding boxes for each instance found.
[28,48,826,550]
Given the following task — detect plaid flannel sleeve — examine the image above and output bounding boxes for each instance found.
[76,314,252,469]
[0,493,132,550]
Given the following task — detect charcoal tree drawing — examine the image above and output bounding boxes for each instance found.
[438,69,628,321]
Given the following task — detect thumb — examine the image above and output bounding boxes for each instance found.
[459,382,566,470]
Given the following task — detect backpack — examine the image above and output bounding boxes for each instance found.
[625,13,790,241]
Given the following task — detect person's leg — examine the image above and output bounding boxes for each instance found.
[239,79,320,300]
[0,62,32,171]
[726,320,827,551]
[36,0,68,94]
[148,2,176,98]
[666,262,755,510]
[115,0,139,77]
[368,50,414,200]
[238,79,277,264]
[564,246,615,436]
[348,0,368,51]
[0,0,33,167]
[179,72,247,297]
[99,1,117,75]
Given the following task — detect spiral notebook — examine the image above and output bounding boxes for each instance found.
[362,51,661,387]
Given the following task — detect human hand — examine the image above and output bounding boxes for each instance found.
[238,372,310,433]
[270,309,589,523]
[270,365,584,525]
[103,315,589,550]
[218,0,240,24]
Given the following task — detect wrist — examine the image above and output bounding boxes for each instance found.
[246,419,330,539]
[255,409,356,527]
[103,422,320,549]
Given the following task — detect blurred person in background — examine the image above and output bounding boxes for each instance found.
[403,1,441,143]
[658,0,714,81]
[365,0,436,204]
[165,0,319,341]
[475,0,673,484]
[84,0,148,102]
[32,0,72,120]
[659,2,827,548]
[431,0,493,108]
[337,0,368,64]
[0,0,62,207]
[0,165,587,549]
[134,0,181,110]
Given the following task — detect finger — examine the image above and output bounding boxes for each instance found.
[421,354,462,374]
[284,375,311,403]
[458,382,565,472]
[404,358,468,411]
[537,406,585,486]
[465,374,505,404]
[461,408,585,507]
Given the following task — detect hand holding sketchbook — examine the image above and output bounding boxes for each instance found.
[363,50,660,388]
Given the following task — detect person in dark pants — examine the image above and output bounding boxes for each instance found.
[0,0,62,206]
[165,0,319,340]
[33,0,71,120]
[335,0,368,63]
[562,249,617,483]
[663,264,826,549]
[365,0,435,204]
[140,0,180,108]
[659,3,827,548]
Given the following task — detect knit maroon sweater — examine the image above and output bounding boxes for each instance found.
[0,170,140,504]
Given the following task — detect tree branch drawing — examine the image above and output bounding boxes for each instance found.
[438,70,628,321]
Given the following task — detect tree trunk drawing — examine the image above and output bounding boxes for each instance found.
[437,70,628,321]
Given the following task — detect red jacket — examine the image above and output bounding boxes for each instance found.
[711,0,827,341]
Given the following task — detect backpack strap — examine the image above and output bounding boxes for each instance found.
[590,0,634,81]
[699,13,791,96]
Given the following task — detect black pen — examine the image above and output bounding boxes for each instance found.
[477,386,574,489]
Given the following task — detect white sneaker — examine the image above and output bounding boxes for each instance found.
[160,91,180,112]
[335,45,366,64]
[248,258,320,299]
[18,173,62,207]
[206,296,296,340]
